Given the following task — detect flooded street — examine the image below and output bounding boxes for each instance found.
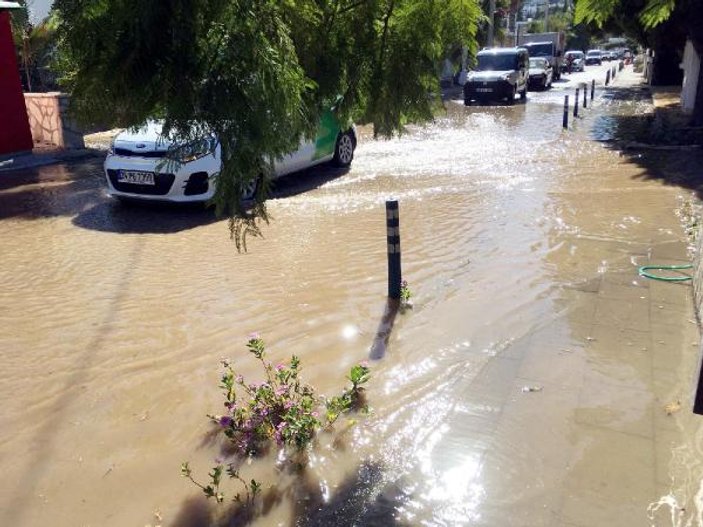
[2,65,703,526]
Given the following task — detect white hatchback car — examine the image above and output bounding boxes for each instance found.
[104,111,356,202]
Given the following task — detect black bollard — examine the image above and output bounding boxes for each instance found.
[574,88,579,118]
[591,79,595,101]
[583,83,587,108]
[385,200,401,299]
[563,95,569,129]
[606,70,610,86]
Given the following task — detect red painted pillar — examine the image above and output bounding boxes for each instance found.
[0,10,33,156]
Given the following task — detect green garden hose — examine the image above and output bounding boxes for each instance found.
[638,264,693,282]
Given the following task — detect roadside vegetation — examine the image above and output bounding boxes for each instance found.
[182,335,371,506]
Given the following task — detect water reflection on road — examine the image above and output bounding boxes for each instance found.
[1,65,702,526]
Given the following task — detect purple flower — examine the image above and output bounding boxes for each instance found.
[248,332,261,341]
[311,411,319,418]
[219,416,233,428]
[284,401,294,409]
[360,361,369,368]
[275,387,287,397]
[276,363,285,371]
[235,375,244,384]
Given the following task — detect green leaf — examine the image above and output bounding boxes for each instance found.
[639,0,676,28]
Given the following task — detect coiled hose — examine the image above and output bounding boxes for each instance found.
[638,264,693,282]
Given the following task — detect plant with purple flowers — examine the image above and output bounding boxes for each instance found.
[183,334,371,503]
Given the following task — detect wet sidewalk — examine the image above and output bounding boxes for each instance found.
[465,67,703,526]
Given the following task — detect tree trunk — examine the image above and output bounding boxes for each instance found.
[692,56,703,126]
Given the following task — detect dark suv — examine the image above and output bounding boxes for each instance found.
[464,48,529,105]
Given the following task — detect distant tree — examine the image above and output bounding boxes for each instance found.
[54,0,482,246]
[547,11,573,33]
[574,0,703,124]
[528,19,546,33]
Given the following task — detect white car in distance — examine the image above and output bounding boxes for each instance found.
[104,111,356,203]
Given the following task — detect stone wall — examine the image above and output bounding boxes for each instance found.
[24,92,85,149]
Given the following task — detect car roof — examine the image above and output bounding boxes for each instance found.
[477,47,525,56]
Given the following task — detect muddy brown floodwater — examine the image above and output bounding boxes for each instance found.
[2,67,703,526]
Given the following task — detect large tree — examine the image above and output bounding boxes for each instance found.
[54,0,481,246]
[574,0,703,124]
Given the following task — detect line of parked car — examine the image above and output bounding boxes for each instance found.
[462,45,633,105]
[463,47,559,106]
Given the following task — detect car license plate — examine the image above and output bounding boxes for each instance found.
[117,170,155,185]
[476,88,493,93]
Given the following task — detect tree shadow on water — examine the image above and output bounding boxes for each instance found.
[591,87,703,199]
[171,461,412,527]
[602,119,703,199]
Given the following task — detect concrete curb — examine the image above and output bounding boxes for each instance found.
[0,149,104,173]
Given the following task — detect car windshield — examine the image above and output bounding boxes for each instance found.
[529,58,548,68]
[476,54,517,71]
[565,52,583,59]
[523,43,553,57]
[587,50,601,56]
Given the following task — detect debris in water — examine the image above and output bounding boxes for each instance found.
[102,464,114,478]
[586,336,596,342]
[664,400,682,416]
[522,385,543,393]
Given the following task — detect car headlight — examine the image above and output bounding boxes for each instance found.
[167,138,217,163]
[107,140,115,155]
[501,73,511,81]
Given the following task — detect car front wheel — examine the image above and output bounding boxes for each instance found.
[333,131,355,167]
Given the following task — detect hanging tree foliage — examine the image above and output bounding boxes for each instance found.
[574,0,678,29]
[54,0,481,247]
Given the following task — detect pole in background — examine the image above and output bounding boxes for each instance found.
[583,83,587,108]
[544,0,549,32]
[606,70,610,86]
[563,95,569,129]
[487,0,496,47]
[591,79,595,101]
[386,200,402,299]
[574,88,579,118]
